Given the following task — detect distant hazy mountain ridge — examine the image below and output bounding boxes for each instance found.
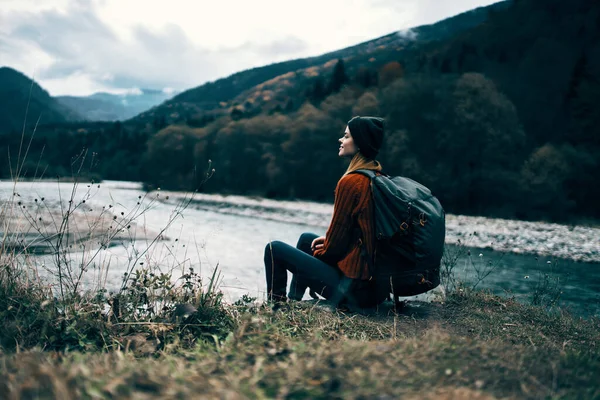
[56,89,178,122]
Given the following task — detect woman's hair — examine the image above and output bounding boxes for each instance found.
[343,152,382,177]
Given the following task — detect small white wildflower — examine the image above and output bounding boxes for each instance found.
[524,275,530,279]
[479,253,483,257]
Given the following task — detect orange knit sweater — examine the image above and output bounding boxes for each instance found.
[313,173,375,280]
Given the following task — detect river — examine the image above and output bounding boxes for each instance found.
[1,180,598,317]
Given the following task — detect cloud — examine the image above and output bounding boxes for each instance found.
[252,36,309,57]
[0,1,317,95]
[396,29,419,41]
[0,0,502,96]
[121,87,143,96]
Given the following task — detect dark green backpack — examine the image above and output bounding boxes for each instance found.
[353,169,446,297]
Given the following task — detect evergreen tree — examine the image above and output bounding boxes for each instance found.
[308,77,327,102]
[329,59,349,93]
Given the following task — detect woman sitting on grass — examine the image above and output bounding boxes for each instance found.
[264,116,389,310]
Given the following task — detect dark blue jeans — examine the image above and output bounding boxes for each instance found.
[264,233,340,302]
[264,233,387,307]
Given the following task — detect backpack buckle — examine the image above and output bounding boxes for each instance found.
[399,222,409,231]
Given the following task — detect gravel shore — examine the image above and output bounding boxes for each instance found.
[159,192,600,263]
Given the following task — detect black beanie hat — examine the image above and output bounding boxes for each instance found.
[347,116,384,159]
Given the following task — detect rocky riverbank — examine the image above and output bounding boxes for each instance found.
[0,199,160,254]
[157,191,600,263]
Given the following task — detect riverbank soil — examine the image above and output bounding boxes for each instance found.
[1,291,599,399]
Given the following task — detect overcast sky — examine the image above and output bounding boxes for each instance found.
[0,0,501,96]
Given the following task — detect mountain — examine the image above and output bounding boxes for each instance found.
[0,67,81,134]
[55,95,123,122]
[56,89,178,122]
[130,1,509,126]
[1,2,506,133]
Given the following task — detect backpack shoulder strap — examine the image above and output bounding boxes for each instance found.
[350,169,383,180]
[349,169,380,279]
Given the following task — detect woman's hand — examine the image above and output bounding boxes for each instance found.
[311,236,326,252]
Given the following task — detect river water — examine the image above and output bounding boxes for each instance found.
[1,180,598,317]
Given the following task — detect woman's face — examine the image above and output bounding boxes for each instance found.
[339,125,358,158]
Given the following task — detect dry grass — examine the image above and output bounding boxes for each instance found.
[1,291,599,399]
